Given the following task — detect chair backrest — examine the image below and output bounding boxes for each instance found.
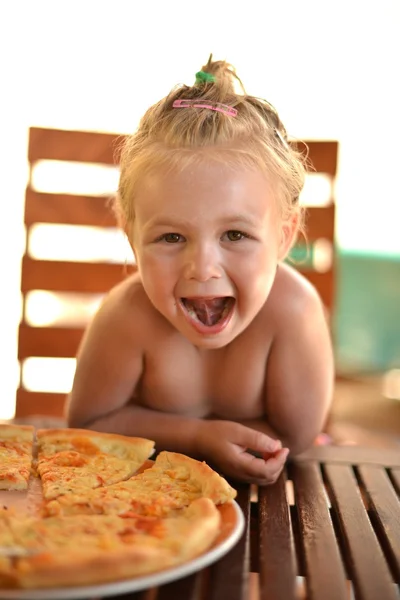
[17,128,130,418]
[16,128,338,419]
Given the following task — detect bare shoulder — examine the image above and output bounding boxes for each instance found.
[96,273,163,335]
[75,272,167,365]
[102,273,149,316]
[266,262,326,327]
[67,274,164,427]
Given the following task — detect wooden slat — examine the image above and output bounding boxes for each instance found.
[20,256,134,293]
[24,189,117,227]
[258,472,297,600]
[15,389,66,418]
[27,129,338,176]
[156,573,200,600]
[324,463,397,600]
[18,324,84,359]
[207,484,251,600]
[292,140,338,176]
[296,446,400,469]
[305,204,335,241]
[390,468,400,494]
[358,465,400,582]
[20,259,331,302]
[296,269,334,310]
[290,461,348,600]
[28,127,123,164]
[107,591,155,600]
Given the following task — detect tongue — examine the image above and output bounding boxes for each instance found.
[186,298,227,326]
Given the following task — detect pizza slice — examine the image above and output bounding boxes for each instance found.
[0,424,34,491]
[7,498,220,589]
[44,451,237,518]
[36,429,154,499]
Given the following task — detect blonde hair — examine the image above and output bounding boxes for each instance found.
[116,55,307,243]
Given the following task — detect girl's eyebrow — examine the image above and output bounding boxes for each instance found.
[223,215,260,227]
[142,215,193,230]
[143,214,260,230]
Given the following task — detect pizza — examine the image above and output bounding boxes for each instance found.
[45,450,236,518]
[36,428,155,499]
[0,499,220,589]
[0,424,34,491]
[0,424,237,590]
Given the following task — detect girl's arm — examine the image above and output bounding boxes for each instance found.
[66,281,146,430]
[233,275,334,455]
[260,283,334,455]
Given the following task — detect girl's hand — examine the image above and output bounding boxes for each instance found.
[195,420,289,485]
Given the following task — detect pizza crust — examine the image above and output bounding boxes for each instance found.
[36,428,155,461]
[0,425,34,443]
[17,544,176,588]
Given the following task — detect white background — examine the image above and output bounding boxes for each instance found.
[0,0,399,417]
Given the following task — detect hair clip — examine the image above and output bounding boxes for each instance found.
[173,99,237,117]
[195,71,216,84]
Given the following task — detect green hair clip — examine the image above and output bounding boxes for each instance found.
[195,71,216,84]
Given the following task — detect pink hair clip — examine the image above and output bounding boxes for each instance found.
[173,99,237,117]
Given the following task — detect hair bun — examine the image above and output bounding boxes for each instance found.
[195,53,244,97]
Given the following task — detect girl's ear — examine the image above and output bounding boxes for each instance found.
[278,212,299,260]
[126,231,137,262]
[119,216,137,260]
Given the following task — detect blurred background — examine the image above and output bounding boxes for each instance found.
[1,1,399,444]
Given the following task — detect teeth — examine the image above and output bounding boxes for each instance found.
[221,302,231,319]
[186,305,200,322]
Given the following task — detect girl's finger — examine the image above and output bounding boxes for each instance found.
[261,449,289,479]
[234,425,282,455]
[236,448,289,482]
[237,454,278,480]
[264,447,289,464]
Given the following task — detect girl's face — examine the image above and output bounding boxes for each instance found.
[131,160,296,349]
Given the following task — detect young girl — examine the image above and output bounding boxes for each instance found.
[66,56,334,485]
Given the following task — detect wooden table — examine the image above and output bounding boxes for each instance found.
[100,445,400,600]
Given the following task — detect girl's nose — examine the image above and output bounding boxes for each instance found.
[183,243,221,281]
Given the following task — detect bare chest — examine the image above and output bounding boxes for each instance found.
[137,333,271,420]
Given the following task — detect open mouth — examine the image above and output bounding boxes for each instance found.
[180,297,235,328]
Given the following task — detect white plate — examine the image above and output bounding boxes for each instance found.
[0,500,244,600]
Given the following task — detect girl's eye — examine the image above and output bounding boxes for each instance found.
[225,230,248,242]
[161,233,183,243]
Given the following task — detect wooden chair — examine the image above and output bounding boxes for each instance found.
[15,127,338,419]
[291,139,337,313]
